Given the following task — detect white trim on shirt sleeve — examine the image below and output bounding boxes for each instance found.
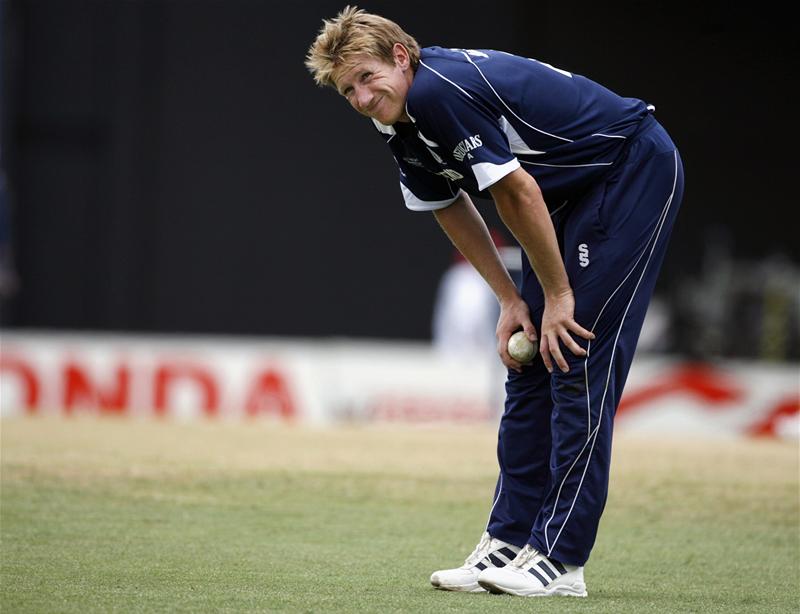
[471,158,521,191]
[401,183,463,211]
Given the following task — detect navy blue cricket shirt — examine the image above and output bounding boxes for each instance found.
[374,47,651,210]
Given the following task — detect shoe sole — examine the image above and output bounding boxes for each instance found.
[478,579,587,597]
[431,580,485,593]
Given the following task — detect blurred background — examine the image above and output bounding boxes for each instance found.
[0,0,798,434]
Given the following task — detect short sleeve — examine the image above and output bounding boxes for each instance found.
[395,155,462,212]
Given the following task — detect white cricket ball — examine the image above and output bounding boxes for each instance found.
[508,331,537,364]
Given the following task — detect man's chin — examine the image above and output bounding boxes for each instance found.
[372,111,400,125]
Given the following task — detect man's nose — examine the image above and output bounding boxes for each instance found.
[354,86,373,111]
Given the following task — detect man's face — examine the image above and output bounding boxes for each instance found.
[334,47,412,125]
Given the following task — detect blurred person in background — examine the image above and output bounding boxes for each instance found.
[432,228,518,359]
[306,6,683,598]
[432,228,521,415]
[431,246,498,358]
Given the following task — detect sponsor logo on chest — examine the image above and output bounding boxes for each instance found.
[453,134,483,162]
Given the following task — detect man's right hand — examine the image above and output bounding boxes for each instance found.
[496,296,538,372]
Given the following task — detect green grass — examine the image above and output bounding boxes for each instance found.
[1,417,798,613]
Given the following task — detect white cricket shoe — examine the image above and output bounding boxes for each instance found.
[429,532,521,592]
[478,544,587,597]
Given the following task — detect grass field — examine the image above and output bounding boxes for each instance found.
[1,417,798,613]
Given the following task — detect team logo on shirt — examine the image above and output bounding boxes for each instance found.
[453,134,483,162]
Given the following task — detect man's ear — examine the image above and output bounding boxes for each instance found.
[392,43,410,69]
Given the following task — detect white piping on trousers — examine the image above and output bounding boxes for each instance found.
[544,150,679,556]
[485,474,504,531]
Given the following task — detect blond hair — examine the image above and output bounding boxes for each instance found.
[305,6,420,88]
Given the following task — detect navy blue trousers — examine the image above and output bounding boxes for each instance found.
[486,116,684,566]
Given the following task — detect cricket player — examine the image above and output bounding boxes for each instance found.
[306,6,683,598]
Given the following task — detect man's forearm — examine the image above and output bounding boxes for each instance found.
[433,193,519,305]
[492,173,571,300]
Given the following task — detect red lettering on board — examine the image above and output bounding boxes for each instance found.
[0,354,41,412]
[244,369,295,418]
[618,364,744,416]
[154,363,219,416]
[62,362,130,414]
[747,396,800,437]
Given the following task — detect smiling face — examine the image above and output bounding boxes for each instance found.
[334,43,414,125]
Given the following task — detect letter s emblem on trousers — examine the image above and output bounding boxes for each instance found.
[578,243,590,268]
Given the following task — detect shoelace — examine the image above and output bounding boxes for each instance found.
[463,532,494,567]
[510,544,541,568]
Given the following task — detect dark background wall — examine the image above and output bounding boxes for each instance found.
[1,0,796,339]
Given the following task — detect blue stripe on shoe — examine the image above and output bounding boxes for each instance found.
[551,559,568,575]
[488,553,506,567]
[497,547,517,559]
[527,567,550,586]
[475,561,487,571]
[537,560,558,581]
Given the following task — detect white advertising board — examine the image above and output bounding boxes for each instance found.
[1,331,797,439]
